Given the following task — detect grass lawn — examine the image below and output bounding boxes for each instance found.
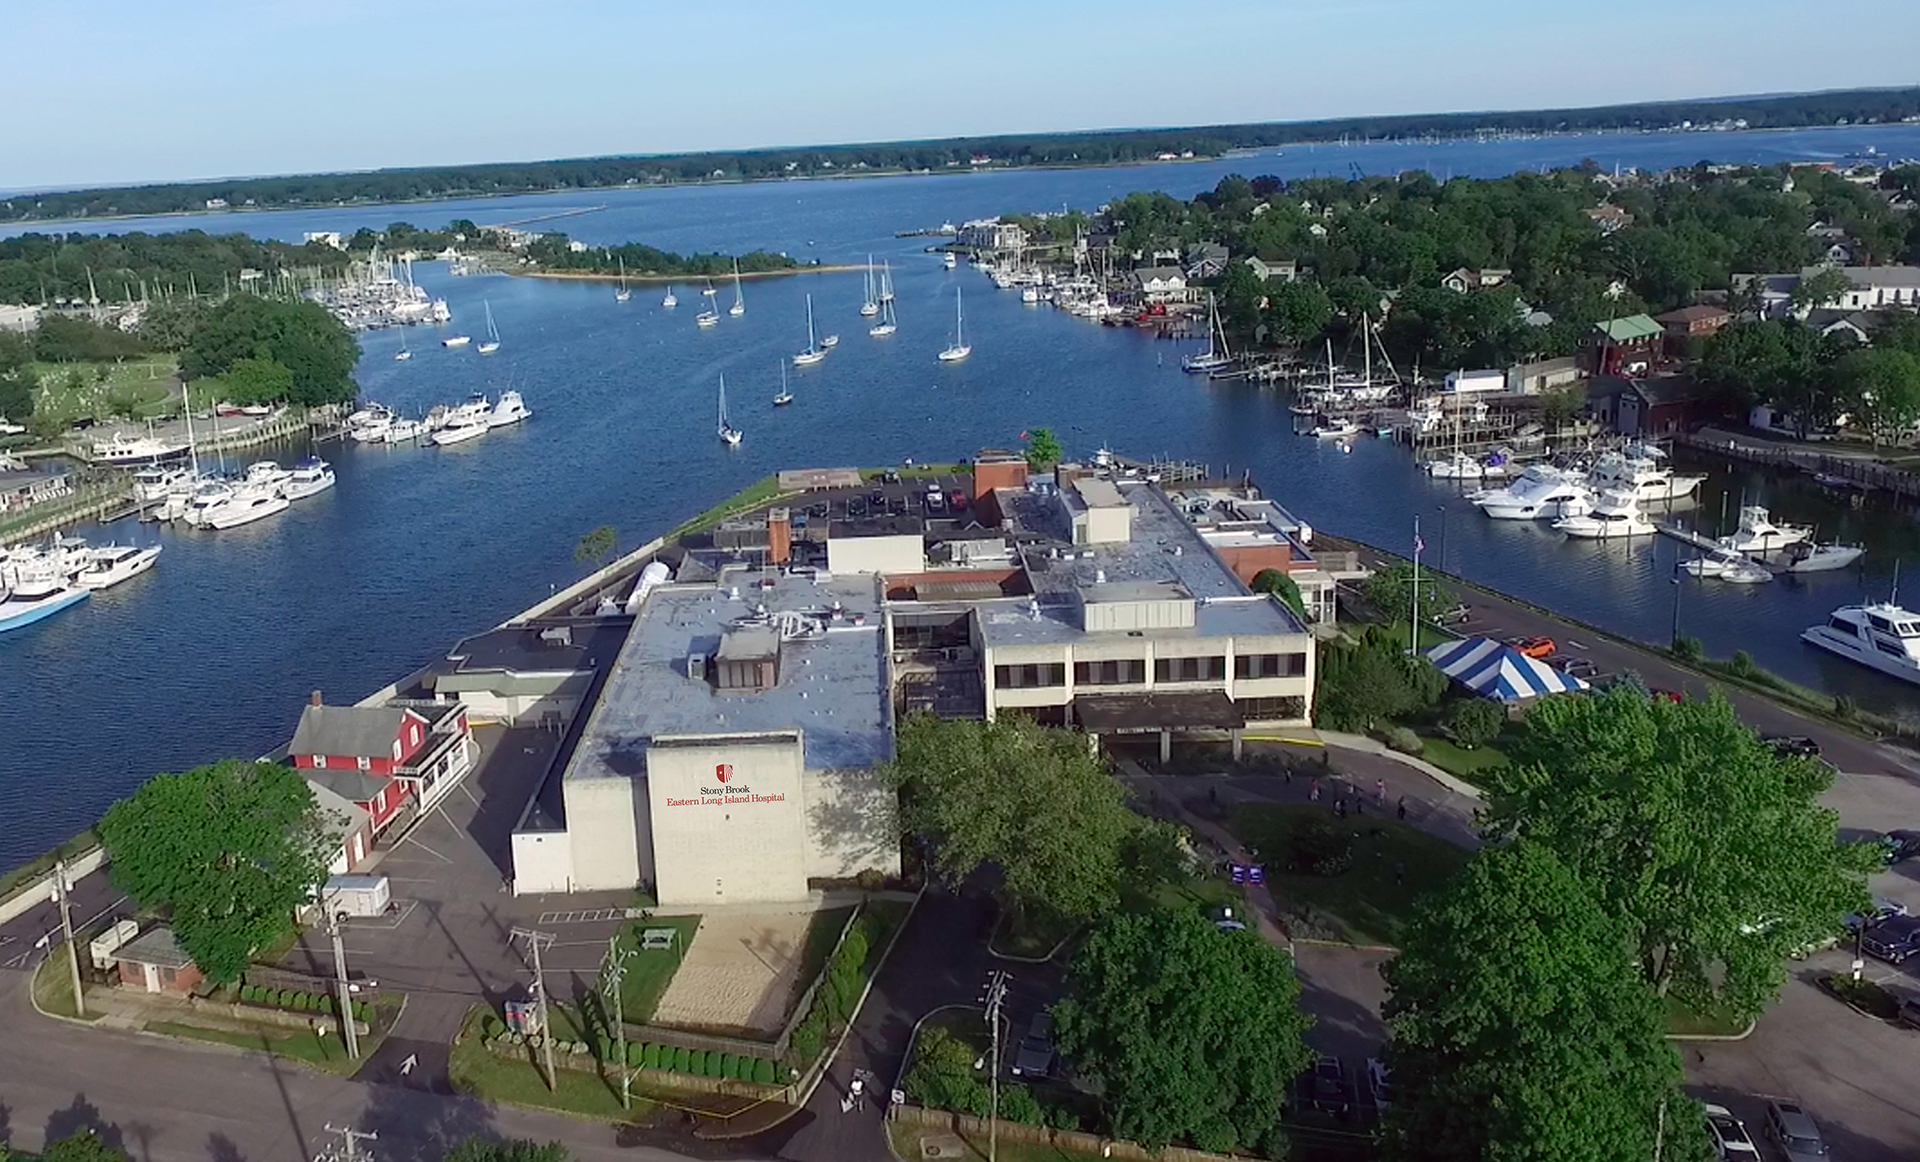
[31,952,103,1022]
[1377,619,1458,650]
[449,1007,656,1121]
[1662,996,1751,1038]
[0,830,100,905]
[1229,803,1472,947]
[1148,873,1239,914]
[148,1021,371,1073]
[887,1123,1110,1162]
[668,477,791,538]
[607,914,703,1024]
[1415,733,1509,787]
[31,357,180,425]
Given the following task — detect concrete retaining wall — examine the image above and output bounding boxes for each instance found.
[0,846,108,927]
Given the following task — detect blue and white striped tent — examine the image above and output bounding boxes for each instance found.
[1423,636,1591,702]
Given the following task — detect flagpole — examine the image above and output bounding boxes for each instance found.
[1410,515,1421,655]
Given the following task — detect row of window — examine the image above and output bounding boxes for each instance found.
[991,653,1307,689]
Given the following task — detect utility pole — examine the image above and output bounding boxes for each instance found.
[315,1124,377,1162]
[325,905,359,1059]
[53,860,84,1019]
[512,928,558,1090]
[1409,514,1423,656]
[982,970,1010,1162]
[602,937,636,1110]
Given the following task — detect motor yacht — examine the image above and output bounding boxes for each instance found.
[1589,446,1703,502]
[487,391,532,428]
[1717,506,1812,555]
[384,418,427,444]
[91,432,190,466]
[1803,602,1920,686]
[1679,551,1772,583]
[1784,543,1865,573]
[131,464,192,503]
[244,461,291,490]
[1553,489,1656,539]
[201,481,290,529]
[432,414,490,446]
[182,479,236,527]
[281,457,335,500]
[1425,452,1485,480]
[0,565,89,633]
[72,544,161,590]
[442,335,471,348]
[1473,464,1593,520]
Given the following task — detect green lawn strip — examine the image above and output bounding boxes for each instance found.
[1376,618,1458,650]
[608,914,702,1024]
[1661,996,1752,1037]
[31,954,103,1022]
[859,462,967,481]
[1148,873,1240,914]
[667,477,790,539]
[0,829,101,905]
[146,1021,368,1073]
[1229,803,1471,947]
[887,1123,1109,1162]
[449,1007,658,1121]
[1414,733,1508,786]
[793,906,858,995]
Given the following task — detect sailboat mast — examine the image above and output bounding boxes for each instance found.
[1363,314,1371,388]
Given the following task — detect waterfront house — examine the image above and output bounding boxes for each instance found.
[109,925,202,995]
[1731,273,1800,319]
[1184,243,1230,282]
[1579,315,1664,377]
[1244,256,1298,284]
[290,693,475,835]
[1590,374,1706,437]
[957,218,1028,252]
[1124,267,1191,305]
[0,463,73,514]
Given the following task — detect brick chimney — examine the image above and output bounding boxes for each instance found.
[310,690,323,707]
[766,507,792,566]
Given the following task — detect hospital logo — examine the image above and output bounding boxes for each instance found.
[715,764,733,784]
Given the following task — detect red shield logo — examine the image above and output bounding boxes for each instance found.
[715,764,732,784]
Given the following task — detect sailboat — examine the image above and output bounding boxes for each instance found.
[717,375,742,445]
[1181,294,1231,373]
[662,284,678,308]
[793,294,829,365]
[773,360,793,406]
[729,259,746,316]
[696,282,721,328]
[394,331,411,361]
[938,288,972,362]
[869,291,898,337]
[615,258,631,303]
[477,301,501,354]
[859,256,880,317]
[877,261,895,304]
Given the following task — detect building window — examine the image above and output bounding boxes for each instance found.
[1074,659,1146,686]
[391,739,403,761]
[1235,653,1308,679]
[1238,696,1306,721]
[993,663,1066,689]
[356,756,371,771]
[1153,656,1227,683]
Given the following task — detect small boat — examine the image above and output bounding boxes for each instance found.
[729,259,746,316]
[793,294,829,365]
[938,288,972,362]
[859,256,880,317]
[943,252,957,269]
[1785,543,1866,573]
[202,481,290,529]
[442,335,471,348]
[662,285,678,309]
[773,361,793,407]
[1312,419,1361,440]
[487,390,532,428]
[477,301,501,354]
[819,333,839,348]
[1680,551,1772,583]
[1425,452,1485,480]
[395,332,412,361]
[72,544,161,590]
[717,374,742,446]
[869,291,898,337]
[0,569,89,633]
[1812,472,1867,493]
[1718,506,1812,555]
[1803,599,1920,685]
[281,457,335,500]
[696,283,721,328]
[615,258,632,303]
[1554,489,1656,539]
[432,415,490,446]
[384,418,427,444]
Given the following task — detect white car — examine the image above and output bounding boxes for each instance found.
[1704,1103,1759,1159]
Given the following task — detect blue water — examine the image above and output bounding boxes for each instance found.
[5,125,1920,869]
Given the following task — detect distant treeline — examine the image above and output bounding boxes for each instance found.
[8,88,1919,225]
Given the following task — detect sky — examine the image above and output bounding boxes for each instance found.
[4,0,1916,191]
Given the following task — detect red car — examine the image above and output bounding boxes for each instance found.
[1516,636,1555,659]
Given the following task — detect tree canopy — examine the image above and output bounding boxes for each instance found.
[1381,841,1705,1162]
[181,296,358,408]
[886,715,1142,922]
[1023,427,1063,468]
[99,759,334,984]
[1485,686,1870,1019]
[1251,567,1307,620]
[0,331,34,424]
[1835,347,1920,447]
[1053,907,1312,1154]
[1314,625,1448,733]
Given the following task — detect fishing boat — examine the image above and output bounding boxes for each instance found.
[1181,295,1232,374]
[943,252,957,269]
[717,375,742,446]
[1553,489,1656,539]
[1312,418,1361,440]
[281,457,335,500]
[793,295,829,365]
[859,256,880,317]
[937,288,972,363]
[696,283,721,328]
[442,334,471,348]
[1472,464,1593,521]
[0,565,89,633]
[1715,505,1812,555]
[662,284,678,309]
[615,258,632,303]
[1589,444,1703,502]
[477,301,501,354]
[432,412,490,446]
[1803,596,1920,685]
[487,390,532,428]
[71,543,162,590]
[729,259,746,316]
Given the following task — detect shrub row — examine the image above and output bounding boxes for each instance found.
[480,1018,778,1085]
[238,983,369,1022]
[786,913,876,1067]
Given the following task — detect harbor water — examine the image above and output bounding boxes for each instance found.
[5,124,1920,868]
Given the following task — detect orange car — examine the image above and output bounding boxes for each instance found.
[1516,636,1556,659]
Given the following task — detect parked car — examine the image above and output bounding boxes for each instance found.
[1309,1055,1354,1118]
[1844,898,1908,934]
[1704,1103,1760,1159]
[1762,734,1822,759]
[869,488,887,508]
[880,468,902,484]
[1010,1012,1055,1079]
[1515,636,1555,659]
[1364,1058,1392,1115]
[1880,829,1920,863]
[925,487,947,515]
[1763,1100,1828,1162]
[1434,602,1472,626]
[847,495,869,518]
[951,490,969,511]
[1861,915,1920,963]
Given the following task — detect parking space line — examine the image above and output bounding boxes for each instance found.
[399,835,453,864]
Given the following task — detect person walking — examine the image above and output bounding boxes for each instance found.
[1375,778,1387,806]
[1334,796,1347,820]
[1309,778,1322,803]
[1397,796,1408,821]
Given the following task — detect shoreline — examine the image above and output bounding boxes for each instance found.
[5,122,1914,233]
[515,263,869,286]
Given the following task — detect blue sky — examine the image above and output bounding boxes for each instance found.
[4,0,1914,189]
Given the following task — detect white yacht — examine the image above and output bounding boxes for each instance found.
[860,256,880,317]
[201,481,290,529]
[1182,295,1232,373]
[1803,603,1920,686]
[0,566,89,633]
[244,461,291,490]
[729,259,746,316]
[348,405,395,443]
[1784,543,1865,573]
[72,544,162,590]
[717,374,742,446]
[91,432,190,467]
[384,418,427,444]
[477,301,502,354]
[1312,418,1361,440]
[1425,452,1486,480]
[869,291,898,337]
[1717,506,1812,555]
[182,479,236,526]
[696,283,721,328]
[487,391,532,428]
[1553,489,1656,539]
[938,288,972,363]
[662,285,678,309]
[1589,446,1703,502]
[281,457,335,500]
[793,294,829,366]
[442,334,471,348]
[943,252,958,269]
[132,465,192,503]
[615,258,632,303]
[1473,464,1593,520]
[432,413,491,446]
[1679,551,1772,583]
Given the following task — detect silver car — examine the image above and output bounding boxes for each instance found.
[1764,1100,1827,1162]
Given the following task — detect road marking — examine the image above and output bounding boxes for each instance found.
[1566,639,1590,650]
[398,835,453,864]
[535,907,645,924]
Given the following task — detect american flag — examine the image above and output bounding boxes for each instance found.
[1414,535,1426,556]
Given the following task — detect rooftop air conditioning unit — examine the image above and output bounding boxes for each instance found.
[687,654,707,681]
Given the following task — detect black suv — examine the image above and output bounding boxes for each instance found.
[1763,735,1822,759]
[1861,914,1920,964]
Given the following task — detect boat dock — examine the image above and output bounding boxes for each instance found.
[1654,521,1722,551]
[1677,429,1920,503]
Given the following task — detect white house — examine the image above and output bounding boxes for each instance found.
[1822,267,1920,311]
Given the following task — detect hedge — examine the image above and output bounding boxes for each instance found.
[716,1052,735,1079]
[687,1049,707,1076]
[672,1046,691,1073]
[752,1057,777,1084]
[644,1042,664,1069]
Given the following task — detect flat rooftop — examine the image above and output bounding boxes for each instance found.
[974,593,1301,649]
[564,572,891,782]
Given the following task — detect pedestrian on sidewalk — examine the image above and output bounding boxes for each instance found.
[1309,778,1321,803]
[1375,778,1387,806]
[1397,796,1407,821]
[1334,797,1347,820]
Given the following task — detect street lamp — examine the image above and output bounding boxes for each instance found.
[1435,504,1450,574]
[1669,562,1683,649]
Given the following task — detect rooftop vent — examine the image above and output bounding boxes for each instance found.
[687,654,707,681]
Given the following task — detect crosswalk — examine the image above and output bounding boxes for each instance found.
[535,907,647,925]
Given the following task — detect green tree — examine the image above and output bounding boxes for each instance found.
[217,356,294,405]
[1381,842,1706,1162]
[1261,280,1333,347]
[574,525,617,568]
[1486,687,1870,1019]
[1216,261,1265,341]
[98,759,335,984]
[1835,347,1920,447]
[443,1139,571,1162]
[1053,908,1312,1154]
[1442,697,1505,749]
[1364,561,1451,625]
[136,299,210,352]
[0,331,37,423]
[903,1024,990,1115]
[1538,383,1585,429]
[33,315,150,363]
[42,1128,127,1162]
[1250,567,1307,620]
[1023,427,1063,468]
[1314,628,1442,732]
[182,297,358,408]
[886,715,1138,922]
[1790,265,1852,312]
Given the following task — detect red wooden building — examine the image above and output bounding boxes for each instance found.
[290,693,475,838]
